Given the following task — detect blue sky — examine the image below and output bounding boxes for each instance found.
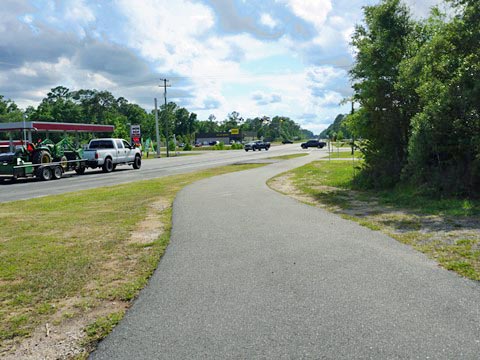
[1,0,443,133]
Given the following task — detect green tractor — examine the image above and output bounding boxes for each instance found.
[0,138,86,181]
[32,138,83,164]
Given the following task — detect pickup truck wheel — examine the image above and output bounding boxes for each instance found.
[133,155,141,169]
[102,158,114,173]
[245,149,249,152]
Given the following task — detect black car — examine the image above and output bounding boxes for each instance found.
[301,140,326,149]
[244,140,271,151]
[282,139,293,144]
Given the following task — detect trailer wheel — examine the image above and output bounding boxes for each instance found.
[102,158,114,173]
[53,166,63,180]
[37,166,52,181]
[133,155,142,169]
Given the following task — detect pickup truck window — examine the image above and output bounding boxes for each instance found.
[116,140,124,149]
[89,140,114,149]
[122,140,131,149]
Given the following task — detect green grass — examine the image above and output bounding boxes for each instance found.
[269,160,480,281]
[190,145,244,151]
[268,153,308,160]
[0,163,264,349]
[326,150,363,158]
[83,311,125,348]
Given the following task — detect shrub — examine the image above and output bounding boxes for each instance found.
[214,142,225,150]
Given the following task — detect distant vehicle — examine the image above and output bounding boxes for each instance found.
[83,138,142,173]
[209,141,219,146]
[282,139,293,144]
[244,140,271,152]
[301,140,326,149]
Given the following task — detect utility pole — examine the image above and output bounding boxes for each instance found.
[154,98,161,157]
[160,78,171,157]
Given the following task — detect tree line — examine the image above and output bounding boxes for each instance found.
[0,86,313,145]
[347,0,479,196]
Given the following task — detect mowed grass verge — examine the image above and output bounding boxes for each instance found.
[268,153,308,161]
[268,160,480,280]
[0,163,263,356]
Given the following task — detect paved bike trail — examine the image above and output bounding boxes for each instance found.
[92,152,480,359]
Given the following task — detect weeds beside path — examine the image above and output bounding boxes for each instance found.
[268,160,480,281]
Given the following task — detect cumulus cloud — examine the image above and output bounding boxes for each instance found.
[252,91,282,106]
[65,0,95,24]
[202,97,222,110]
[282,0,332,30]
[260,13,277,28]
[0,0,385,132]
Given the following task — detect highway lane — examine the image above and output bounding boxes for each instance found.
[0,144,320,203]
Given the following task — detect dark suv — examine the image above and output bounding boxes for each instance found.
[301,140,326,149]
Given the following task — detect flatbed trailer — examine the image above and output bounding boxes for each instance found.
[0,158,86,181]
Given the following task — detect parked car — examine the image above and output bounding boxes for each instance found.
[244,140,271,151]
[301,139,326,149]
[282,139,293,144]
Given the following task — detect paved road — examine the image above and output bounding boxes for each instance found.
[92,152,480,359]
[0,144,306,203]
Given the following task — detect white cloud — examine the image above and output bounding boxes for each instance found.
[404,0,446,18]
[115,0,214,64]
[283,0,332,30]
[260,13,277,28]
[65,0,95,24]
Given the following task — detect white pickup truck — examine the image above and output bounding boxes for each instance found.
[83,138,142,173]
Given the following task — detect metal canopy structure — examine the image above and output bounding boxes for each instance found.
[0,121,114,133]
[0,121,114,143]
[0,121,115,152]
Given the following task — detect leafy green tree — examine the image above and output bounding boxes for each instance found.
[350,0,415,187]
[197,114,219,133]
[401,0,480,194]
[31,86,82,123]
[0,95,23,123]
[320,114,352,139]
[220,111,243,132]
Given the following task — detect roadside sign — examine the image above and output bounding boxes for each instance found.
[130,125,141,137]
[130,125,141,147]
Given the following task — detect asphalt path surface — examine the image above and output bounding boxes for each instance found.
[92,152,480,359]
[0,144,308,203]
